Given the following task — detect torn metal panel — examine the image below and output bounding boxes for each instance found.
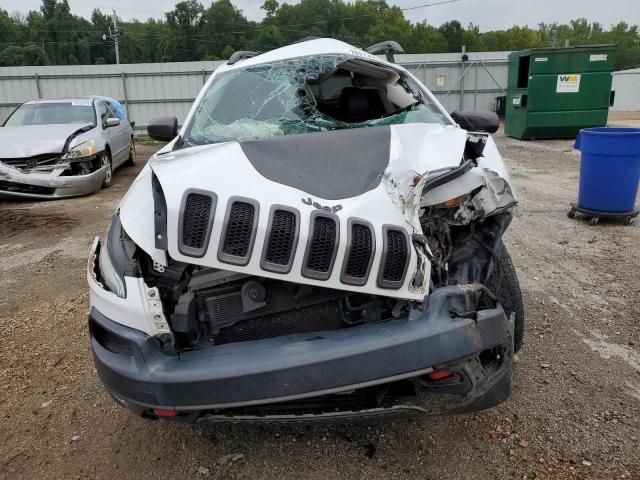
[420,135,517,224]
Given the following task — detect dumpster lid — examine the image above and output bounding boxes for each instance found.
[509,44,616,58]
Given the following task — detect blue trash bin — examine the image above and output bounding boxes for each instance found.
[575,127,640,213]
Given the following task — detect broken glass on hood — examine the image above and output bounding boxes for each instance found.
[183,54,450,146]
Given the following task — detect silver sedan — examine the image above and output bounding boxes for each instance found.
[0,96,136,199]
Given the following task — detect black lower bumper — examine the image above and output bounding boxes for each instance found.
[90,285,514,419]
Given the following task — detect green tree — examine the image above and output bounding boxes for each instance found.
[0,45,49,66]
[261,0,279,18]
[0,0,639,68]
[439,20,464,52]
[409,22,448,53]
[166,0,205,60]
[365,6,412,47]
[250,24,284,51]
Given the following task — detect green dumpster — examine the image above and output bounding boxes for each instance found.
[505,45,616,140]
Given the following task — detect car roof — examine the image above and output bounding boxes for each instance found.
[24,96,114,105]
[217,38,403,74]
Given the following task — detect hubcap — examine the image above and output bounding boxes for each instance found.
[102,155,111,182]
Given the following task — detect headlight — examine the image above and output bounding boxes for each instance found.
[63,139,97,160]
[98,213,136,298]
[99,224,126,298]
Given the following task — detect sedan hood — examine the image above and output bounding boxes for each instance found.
[119,123,468,301]
[0,123,93,158]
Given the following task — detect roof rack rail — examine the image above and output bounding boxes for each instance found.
[365,41,404,63]
[227,50,259,65]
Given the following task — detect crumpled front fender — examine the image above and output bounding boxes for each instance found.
[420,135,517,222]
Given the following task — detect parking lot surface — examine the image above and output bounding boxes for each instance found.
[1,136,639,479]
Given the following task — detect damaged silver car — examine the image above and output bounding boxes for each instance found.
[0,96,136,199]
[88,38,523,423]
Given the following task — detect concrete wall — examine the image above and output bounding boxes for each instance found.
[0,52,511,128]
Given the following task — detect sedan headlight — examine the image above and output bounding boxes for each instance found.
[63,139,97,160]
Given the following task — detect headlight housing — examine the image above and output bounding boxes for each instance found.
[98,213,137,298]
[63,139,97,160]
[99,224,126,298]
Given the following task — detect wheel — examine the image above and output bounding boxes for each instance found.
[125,138,137,166]
[624,216,634,226]
[567,209,576,219]
[590,217,599,226]
[100,152,113,188]
[485,243,525,353]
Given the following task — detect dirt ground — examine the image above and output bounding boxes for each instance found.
[1,133,640,480]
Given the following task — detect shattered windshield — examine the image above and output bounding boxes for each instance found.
[183,55,450,146]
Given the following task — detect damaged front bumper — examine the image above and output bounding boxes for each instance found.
[89,284,514,422]
[0,161,107,199]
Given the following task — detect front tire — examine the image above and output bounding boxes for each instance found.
[125,138,137,166]
[486,243,525,352]
[100,152,113,188]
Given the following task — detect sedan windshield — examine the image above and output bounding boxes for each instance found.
[183,55,450,147]
[5,102,96,127]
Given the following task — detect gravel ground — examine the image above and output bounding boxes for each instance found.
[1,134,639,480]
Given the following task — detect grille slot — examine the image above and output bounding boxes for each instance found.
[180,191,216,257]
[342,222,374,285]
[0,153,60,169]
[378,227,409,289]
[302,214,339,280]
[218,197,259,266]
[262,208,298,273]
[183,194,212,248]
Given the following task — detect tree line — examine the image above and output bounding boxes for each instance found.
[1,0,639,69]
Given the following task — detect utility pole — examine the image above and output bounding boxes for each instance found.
[102,9,120,64]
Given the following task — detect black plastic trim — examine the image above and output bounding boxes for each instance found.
[301,211,340,281]
[88,285,513,411]
[340,218,376,286]
[260,205,300,274]
[152,173,168,250]
[217,196,260,266]
[377,225,410,289]
[178,189,217,258]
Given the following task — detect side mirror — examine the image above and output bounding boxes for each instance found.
[105,117,120,128]
[451,110,499,134]
[147,116,178,142]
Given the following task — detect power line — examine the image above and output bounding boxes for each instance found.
[400,0,461,12]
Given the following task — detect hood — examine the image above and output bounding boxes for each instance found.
[0,123,93,158]
[119,123,467,301]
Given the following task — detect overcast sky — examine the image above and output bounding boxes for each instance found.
[3,0,639,31]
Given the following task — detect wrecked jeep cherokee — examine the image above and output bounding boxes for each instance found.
[87,38,523,423]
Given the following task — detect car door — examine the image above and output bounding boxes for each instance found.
[108,99,132,165]
[97,100,119,162]
[105,100,131,167]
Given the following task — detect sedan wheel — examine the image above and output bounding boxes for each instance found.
[126,139,137,166]
[101,153,113,188]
